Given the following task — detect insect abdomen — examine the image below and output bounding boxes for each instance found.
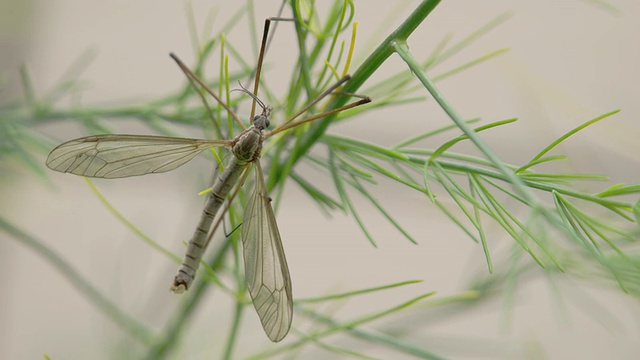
[170,158,248,293]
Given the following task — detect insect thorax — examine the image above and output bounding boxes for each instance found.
[232,126,263,163]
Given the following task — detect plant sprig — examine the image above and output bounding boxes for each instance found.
[2,0,638,359]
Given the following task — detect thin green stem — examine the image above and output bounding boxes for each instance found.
[222,300,245,360]
[84,178,181,263]
[0,216,155,345]
[295,308,448,360]
[270,0,442,186]
[144,237,233,359]
[393,42,538,207]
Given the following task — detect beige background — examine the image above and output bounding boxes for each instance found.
[2,0,640,359]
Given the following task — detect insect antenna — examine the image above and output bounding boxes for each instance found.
[231,82,270,117]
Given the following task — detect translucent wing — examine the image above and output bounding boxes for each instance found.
[242,162,293,342]
[46,134,231,178]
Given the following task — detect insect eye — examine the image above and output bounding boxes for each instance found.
[265,118,270,128]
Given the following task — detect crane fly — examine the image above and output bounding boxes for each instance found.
[45,19,370,342]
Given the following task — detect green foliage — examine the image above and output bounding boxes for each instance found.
[1,0,638,358]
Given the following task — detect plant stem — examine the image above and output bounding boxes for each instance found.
[393,42,539,207]
[222,299,245,360]
[144,238,234,359]
[268,0,442,189]
[0,216,155,345]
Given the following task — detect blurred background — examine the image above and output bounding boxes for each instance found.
[2,0,640,359]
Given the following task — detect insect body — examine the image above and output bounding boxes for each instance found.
[47,104,294,342]
[171,110,269,293]
[46,18,370,343]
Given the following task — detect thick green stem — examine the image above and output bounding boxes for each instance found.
[268,0,442,189]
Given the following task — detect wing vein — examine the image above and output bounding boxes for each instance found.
[241,162,292,342]
[46,135,230,178]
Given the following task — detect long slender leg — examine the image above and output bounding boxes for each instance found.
[170,53,247,130]
[265,75,372,138]
[267,95,371,136]
[269,76,351,134]
[250,19,270,120]
[249,17,296,120]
